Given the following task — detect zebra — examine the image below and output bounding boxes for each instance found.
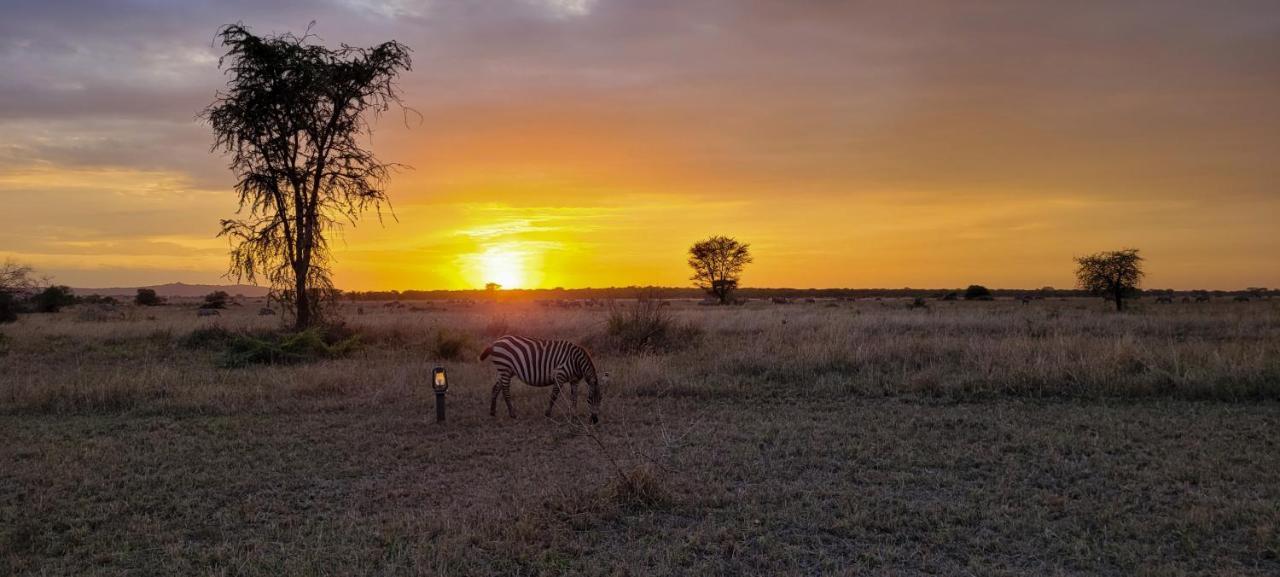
[479,335,608,423]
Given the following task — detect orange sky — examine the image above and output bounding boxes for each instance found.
[1,1,1278,290]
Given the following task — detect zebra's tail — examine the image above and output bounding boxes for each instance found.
[479,343,494,362]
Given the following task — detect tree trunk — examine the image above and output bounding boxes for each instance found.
[294,267,311,330]
[1114,287,1124,311]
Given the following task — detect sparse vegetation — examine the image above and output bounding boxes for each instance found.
[431,329,471,361]
[1,298,1278,575]
[221,327,361,368]
[601,298,701,353]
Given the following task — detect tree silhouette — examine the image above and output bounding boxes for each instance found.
[964,285,992,300]
[1075,249,1145,311]
[33,286,75,313]
[688,236,752,304]
[203,24,411,329]
[0,260,37,323]
[203,291,231,309]
[135,288,164,307]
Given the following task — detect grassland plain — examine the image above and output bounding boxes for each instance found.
[1,298,1278,576]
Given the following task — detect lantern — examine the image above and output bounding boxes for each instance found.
[432,366,448,422]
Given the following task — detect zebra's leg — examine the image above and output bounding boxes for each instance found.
[569,379,580,414]
[490,371,509,417]
[502,379,516,418]
[546,381,562,417]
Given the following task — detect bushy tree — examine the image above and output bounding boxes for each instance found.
[203,291,231,309]
[204,24,412,329]
[963,285,992,300]
[1075,249,1145,311]
[33,285,75,313]
[135,288,164,306]
[688,236,753,304]
[0,260,38,323]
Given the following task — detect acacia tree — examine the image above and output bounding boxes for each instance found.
[1075,248,1145,311]
[204,24,411,329]
[688,235,753,304]
[0,259,38,323]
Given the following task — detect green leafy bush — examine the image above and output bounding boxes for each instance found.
[220,327,361,368]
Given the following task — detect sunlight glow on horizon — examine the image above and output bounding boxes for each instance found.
[2,2,1278,291]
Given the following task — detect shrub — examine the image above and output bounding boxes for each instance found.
[906,297,929,310]
[220,327,361,368]
[0,291,18,323]
[964,285,993,300]
[602,299,701,353]
[602,464,669,509]
[180,325,236,350]
[203,291,230,309]
[33,285,75,313]
[432,330,470,361]
[135,288,164,306]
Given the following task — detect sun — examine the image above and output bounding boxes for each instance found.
[474,246,527,289]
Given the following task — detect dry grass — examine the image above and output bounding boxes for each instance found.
[1,298,1278,575]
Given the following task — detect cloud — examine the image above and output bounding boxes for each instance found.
[2,0,1279,288]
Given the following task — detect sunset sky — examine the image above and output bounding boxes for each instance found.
[2,0,1278,290]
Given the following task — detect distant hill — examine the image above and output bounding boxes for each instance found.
[72,282,271,298]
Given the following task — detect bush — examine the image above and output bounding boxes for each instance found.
[203,291,230,309]
[0,291,18,323]
[33,286,75,313]
[602,299,701,353]
[135,288,164,306]
[432,330,470,361]
[181,325,236,350]
[964,285,993,301]
[220,327,361,368]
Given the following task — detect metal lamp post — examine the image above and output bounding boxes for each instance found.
[432,366,448,422]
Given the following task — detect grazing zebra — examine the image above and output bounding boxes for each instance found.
[479,335,608,423]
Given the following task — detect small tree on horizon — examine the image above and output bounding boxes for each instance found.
[0,259,38,323]
[203,24,412,330]
[203,291,231,309]
[688,235,753,304]
[963,285,992,300]
[33,285,75,313]
[135,288,164,306]
[1075,248,1145,311]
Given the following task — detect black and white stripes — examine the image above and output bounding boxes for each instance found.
[479,335,604,423]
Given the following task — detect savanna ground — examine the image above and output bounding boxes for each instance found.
[1,298,1278,576]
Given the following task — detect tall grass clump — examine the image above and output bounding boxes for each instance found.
[600,298,701,353]
[431,329,471,361]
[220,327,361,368]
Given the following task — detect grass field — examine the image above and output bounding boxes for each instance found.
[2,298,1279,575]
